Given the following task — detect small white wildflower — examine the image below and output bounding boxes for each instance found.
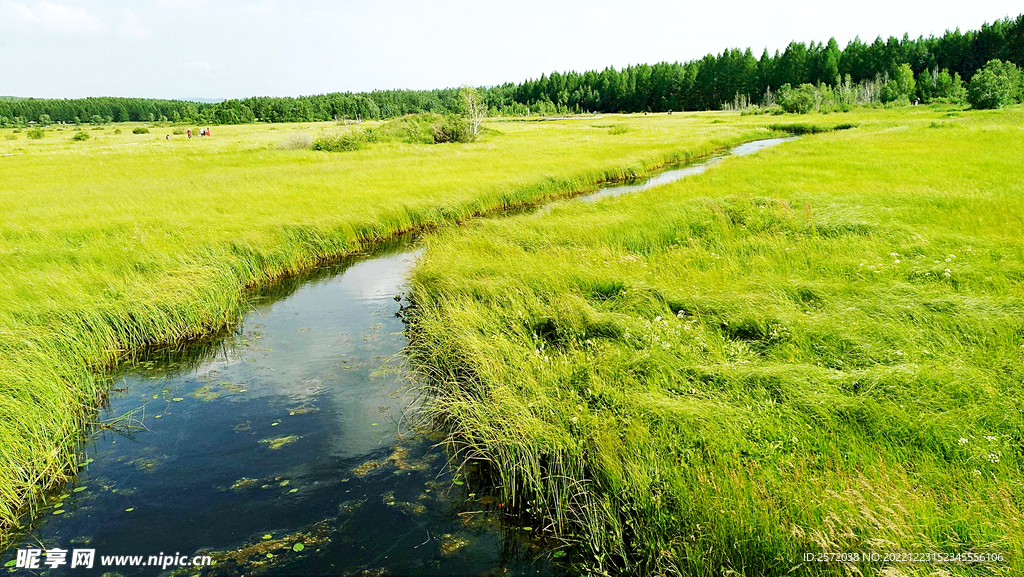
[890,252,899,257]
[985,435,997,442]
[958,437,969,446]
[654,316,662,322]
[893,259,900,264]
[944,271,951,278]
[986,453,1000,463]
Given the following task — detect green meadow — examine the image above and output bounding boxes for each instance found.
[408,107,1024,575]
[0,113,783,542]
[2,106,1021,577]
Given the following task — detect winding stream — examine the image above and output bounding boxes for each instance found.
[1,137,793,577]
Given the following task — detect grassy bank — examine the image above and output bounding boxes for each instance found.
[408,106,1024,575]
[0,112,799,544]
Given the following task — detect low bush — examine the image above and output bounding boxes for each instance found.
[432,116,474,143]
[70,131,90,141]
[172,128,185,135]
[113,128,122,134]
[373,114,442,144]
[311,130,365,152]
[26,128,44,139]
[132,127,150,134]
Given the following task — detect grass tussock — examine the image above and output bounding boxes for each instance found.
[408,106,1024,575]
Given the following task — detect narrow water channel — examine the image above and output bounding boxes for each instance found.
[2,137,793,577]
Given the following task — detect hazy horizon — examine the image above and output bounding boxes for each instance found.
[1,0,1020,100]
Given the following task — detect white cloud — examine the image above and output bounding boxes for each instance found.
[0,0,37,22]
[0,0,105,34]
[586,7,616,25]
[185,60,218,79]
[118,10,151,39]
[244,1,274,15]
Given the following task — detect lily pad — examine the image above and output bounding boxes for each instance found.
[5,560,16,567]
[553,550,567,559]
[125,508,135,512]
[73,486,87,493]
[53,509,65,515]
[292,543,304,552]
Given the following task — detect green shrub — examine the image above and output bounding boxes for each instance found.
[374,114,442,144]
[777,84,817,114]
[432,116,473,143]
[608,125,629,135]
[311,130,365,152]
[113,128,122,134]
[172,128,185,135]
[132,126,150,134]
[70,131,90,142]
[967,60,1023,109]
[26,128,44,139]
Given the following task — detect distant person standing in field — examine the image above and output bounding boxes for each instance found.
[187,129,192,139]
[206,127,211,137]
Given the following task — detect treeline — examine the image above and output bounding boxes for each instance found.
[0,89,466,126]
[488,14,1023,114]
[1,13,1021,126]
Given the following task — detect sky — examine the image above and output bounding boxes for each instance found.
[0,0,1020,100]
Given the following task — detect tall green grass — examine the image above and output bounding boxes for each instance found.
[0,112,791,545]
[408,106,1024,575]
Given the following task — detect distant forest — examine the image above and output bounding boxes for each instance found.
[2,14,1021,124]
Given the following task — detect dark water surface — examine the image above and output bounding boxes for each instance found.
[2,137,795,577]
